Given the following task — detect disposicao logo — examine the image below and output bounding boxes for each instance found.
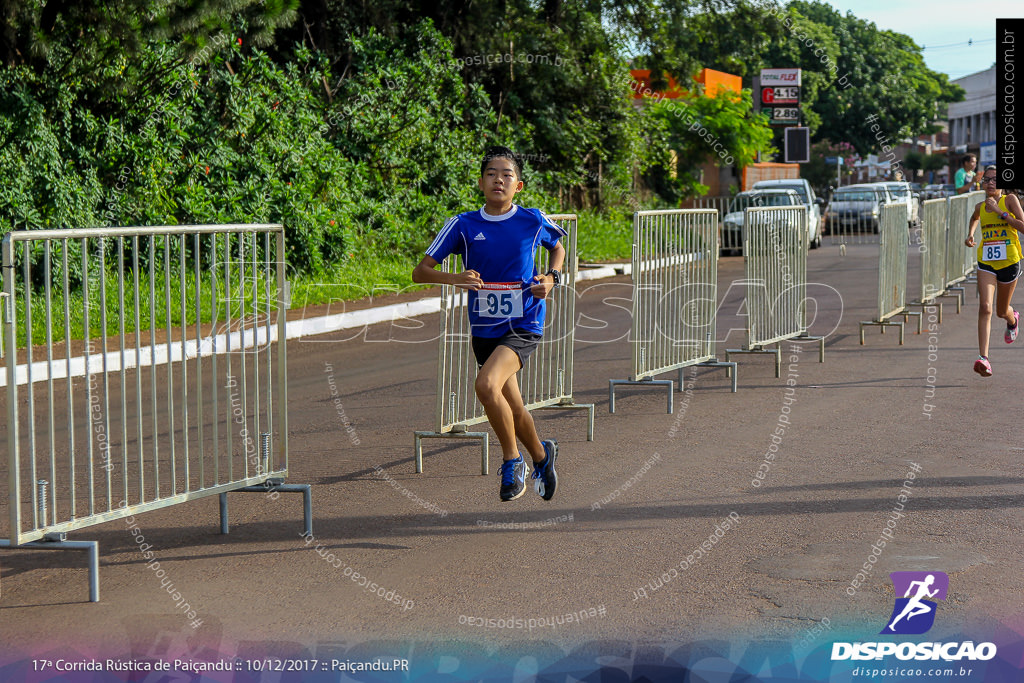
[881,571,948,635]
[831,571,997,663]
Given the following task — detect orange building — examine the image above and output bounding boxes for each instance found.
[629,68,801,194]
[694,68,742,97]
[629,68,742,100]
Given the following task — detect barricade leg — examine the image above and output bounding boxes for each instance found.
[946,286,965,312]
[535,401,595,441]
[935,294,961,319]
[859,320,905,345]
[908,301,943,324]
[796,334,825,363]
[693,360,738,393]
[725,347,783,378]
[219,481,313,537]
[608,378,674,414]
[414,431,490,475]
[902,311,923,334]
[0,537,100,603]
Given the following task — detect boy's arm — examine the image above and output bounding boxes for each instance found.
[547,241,566,273]
[412,255,483,290]
[529,241,566,299]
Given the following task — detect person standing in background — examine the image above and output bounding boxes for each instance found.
[955,154,978,195]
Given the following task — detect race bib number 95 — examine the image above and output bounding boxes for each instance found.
[983,241,1007,262]
[477,283,524,319]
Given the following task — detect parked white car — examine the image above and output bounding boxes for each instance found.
[720,189,803,254]
[750,178,824,249]
[866,181,920,228]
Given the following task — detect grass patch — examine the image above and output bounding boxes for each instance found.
[8,272,272,348]
[290,248,425,308]
[575,208,633,263]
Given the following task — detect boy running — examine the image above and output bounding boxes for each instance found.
[412,146,565,501]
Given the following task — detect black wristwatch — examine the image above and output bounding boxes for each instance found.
[546,268,561,286]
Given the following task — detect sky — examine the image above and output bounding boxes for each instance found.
[822,0,1017,81]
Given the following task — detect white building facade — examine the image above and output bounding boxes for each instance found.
[948,66,997,166]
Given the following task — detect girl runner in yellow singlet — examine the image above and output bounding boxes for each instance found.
[965,166,1024,376]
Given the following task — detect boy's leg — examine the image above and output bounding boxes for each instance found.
[502,362,559,501]
[474,346,524,461]
[501,372,544,463]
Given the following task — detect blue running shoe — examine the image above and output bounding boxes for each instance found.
[499,454,529,501]
[531,439,558,501]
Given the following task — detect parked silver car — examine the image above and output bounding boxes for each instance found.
[824,184,893,234]
[922,184,955,200]
[867,181,920,228]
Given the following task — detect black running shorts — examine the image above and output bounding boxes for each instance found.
[471,330,543,368]
[977,260,1022,284]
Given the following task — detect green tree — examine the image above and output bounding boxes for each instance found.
[784,1,962,153]
[903,150,924,181]
[0,0,299,235]
[647,87,776,198]
[293,0,667,210]
[650,1,963,156]
[0,0,297,99]
[800,139,856,195]
[922,153,948,183]
[624,0,785,86]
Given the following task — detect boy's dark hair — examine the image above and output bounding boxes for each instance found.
[963,154,977,166]
[480,145,523,180]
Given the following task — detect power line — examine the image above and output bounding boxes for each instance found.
[922,38,996,51]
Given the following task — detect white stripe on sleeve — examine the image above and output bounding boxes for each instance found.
[426,216,459,257]
[539,209,568,235]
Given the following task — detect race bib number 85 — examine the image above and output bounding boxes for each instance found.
[477,283,524,319]
[983,241,1007,262]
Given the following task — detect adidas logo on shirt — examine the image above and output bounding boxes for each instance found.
[474,232,487,240]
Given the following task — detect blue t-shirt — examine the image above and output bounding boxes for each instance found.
[425,205,566,338]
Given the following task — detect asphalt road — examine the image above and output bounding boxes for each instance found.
[1,240,1022,673]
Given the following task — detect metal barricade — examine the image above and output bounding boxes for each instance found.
[825,207,882,247]
[608,210,736,413]
[726,206,824,376]
[910,199,958,322]
[961,191,986,284]
[414,214,593,474]
[944,194,973,306]
[680,195,737,253]
[1,225,310,602]
[859,204,921,344]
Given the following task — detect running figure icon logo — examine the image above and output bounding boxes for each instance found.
[881,571,949,635]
